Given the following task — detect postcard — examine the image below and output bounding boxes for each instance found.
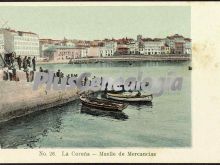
[0,1,219,163]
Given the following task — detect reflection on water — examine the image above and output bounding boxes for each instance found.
[0,101,78,148]
[128,102,153,111]
[80,105,129,121]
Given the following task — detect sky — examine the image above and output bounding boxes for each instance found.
[0,6,190,40]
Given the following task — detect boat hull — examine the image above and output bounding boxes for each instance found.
[106,93,153,102]
[80,96,127,111]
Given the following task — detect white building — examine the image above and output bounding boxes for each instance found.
[44,46,88,61]
[143,39,164,55]
[99,40,117,57]
[184,38,192,55]
[161,45,171,55]
[128,41,138,54]
[80,47,88,58]
[1,28,40,58]
[104,41,117,53]
[100,47,114,57]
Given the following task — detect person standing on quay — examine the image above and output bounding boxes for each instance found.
[11,52,16,66]
[27,57,31,67]
[32,56,36,71]
[22,56,28,71]
[16,55,22,70]
[56,69,61,84]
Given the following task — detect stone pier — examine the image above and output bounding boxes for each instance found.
[0,81,79,123]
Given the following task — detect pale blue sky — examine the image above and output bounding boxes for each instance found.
[0,6,190,40]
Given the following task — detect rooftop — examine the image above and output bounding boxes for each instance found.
[2,28,38,36]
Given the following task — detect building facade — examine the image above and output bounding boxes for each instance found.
[143,39,164,55]
[128,41,139,55]
[104,40,117,53]
[39,38,61,57]
[87,47,100,58]
[174,42,185,54]
[1,29,40,58]
[165,34,186,54]
[99,41,117,57]
[184,38,192,55]
[161,45,171,55]
[44,46,88,61]
[116,45,129,55]
[100,47,114,57]
[80,48,88,58]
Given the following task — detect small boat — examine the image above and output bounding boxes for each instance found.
[106,91,153,102]
[79,95,128,111]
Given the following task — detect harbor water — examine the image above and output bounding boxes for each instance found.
[0,61,191,148]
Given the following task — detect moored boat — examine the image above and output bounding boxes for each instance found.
[106,91,153,102]
[79,95,128,111]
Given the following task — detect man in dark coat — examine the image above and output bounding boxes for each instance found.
[16,55,22,70]
[32,56,36,71]
[22,56,28,70]
[27,57,31,67]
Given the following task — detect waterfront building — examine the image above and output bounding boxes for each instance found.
[100,46,114,57]
[165,34,185,54]
[143,38,164,55]
[161,44,171,55]
[136,37,145,55]
[174,42,185,54]
[1,28,40,58]
[103,40,117,53]
[116,45,129,55]
[128,41,139,55]
[184,38,192,55]
[39,38,61,57]
[100,40,117,57]
[80,47,88,58]
[44,46,88,61]
[138,42,145,55]
[87,46,101,58]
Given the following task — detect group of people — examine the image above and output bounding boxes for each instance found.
[4,52,36,71]
[38,68,99,86]
[3,52,36,82]
[39,68,79,84]
[15,55,36,72]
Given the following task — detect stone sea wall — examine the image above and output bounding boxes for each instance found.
[0,81,79,123]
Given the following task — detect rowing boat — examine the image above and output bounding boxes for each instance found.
[79,95,128,111]
[106,92,153,102]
